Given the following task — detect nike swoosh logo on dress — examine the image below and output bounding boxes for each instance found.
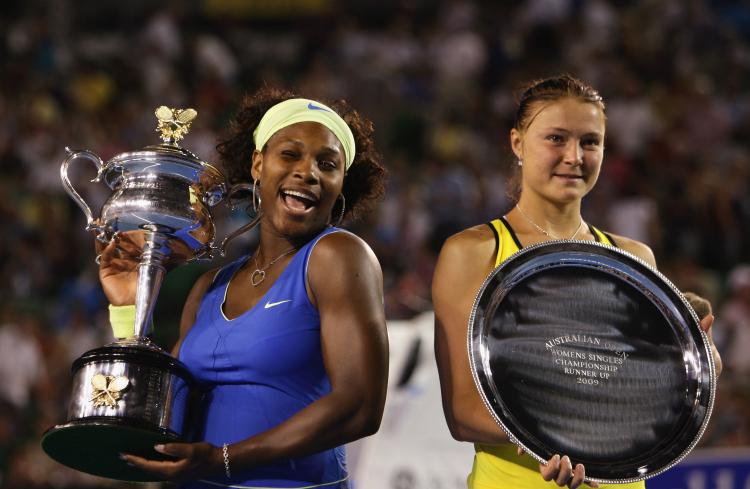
[264,299,292,309]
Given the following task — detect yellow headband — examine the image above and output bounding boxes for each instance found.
[253,98,356,169]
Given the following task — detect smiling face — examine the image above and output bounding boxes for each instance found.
[251,121,345,238]
[510,97,605,205]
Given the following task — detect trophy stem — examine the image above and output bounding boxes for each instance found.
[134,228,171,339]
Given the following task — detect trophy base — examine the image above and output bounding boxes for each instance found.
[41,344,197,481]
[42,418,181,481]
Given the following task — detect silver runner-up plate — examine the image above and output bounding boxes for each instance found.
[468,240,716,484]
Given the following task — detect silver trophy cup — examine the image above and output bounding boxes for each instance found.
[42,107,255,481]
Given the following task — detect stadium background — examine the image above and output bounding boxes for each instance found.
[1,1,749,487]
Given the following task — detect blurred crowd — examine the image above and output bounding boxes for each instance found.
[1,0,750,487]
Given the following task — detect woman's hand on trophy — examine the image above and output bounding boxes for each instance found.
[683,291,723,378]
[699,314,723,378]
[539,453,598,489]
[516,447,599,488]
[95,232,144,306]
[119,441,224,482]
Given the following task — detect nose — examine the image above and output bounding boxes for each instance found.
[564,141,584,166]
[293,155,319,183]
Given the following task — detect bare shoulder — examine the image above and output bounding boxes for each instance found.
[173,266,222,354]
[182,267,221,312]
[433,224,497,302]
[609,233,657,268]
[307,230,382,298]
[439,223,496,261]
[191,267,222,295]
[309,229,380,270]
[307,229,383,311]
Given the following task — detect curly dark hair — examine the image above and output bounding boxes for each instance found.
[216,87,386,221]
[507,74,606,202]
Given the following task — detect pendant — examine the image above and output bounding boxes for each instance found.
[250,269,265,286]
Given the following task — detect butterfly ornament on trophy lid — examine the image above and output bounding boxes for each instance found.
[155,106,198,145]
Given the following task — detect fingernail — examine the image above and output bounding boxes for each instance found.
[154,444,166,453]
[554,454,561,462]
[119,453,134,466]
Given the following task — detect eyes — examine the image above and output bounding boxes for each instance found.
[545,133,602,148]
[279,149,340,171]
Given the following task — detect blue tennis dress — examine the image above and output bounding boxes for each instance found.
[179,227,349,488]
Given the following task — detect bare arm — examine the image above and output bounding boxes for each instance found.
[683,292,723,377]
[432,225,509,444]
[123,231,388,480]
[612,233,657,268]
[226,231,389,464]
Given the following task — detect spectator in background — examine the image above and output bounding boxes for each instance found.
[0,306,48,411]
[1,2,750,487]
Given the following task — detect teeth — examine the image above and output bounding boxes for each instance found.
[283,190,316,203]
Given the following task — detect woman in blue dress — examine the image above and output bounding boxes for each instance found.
[98,87,389,488]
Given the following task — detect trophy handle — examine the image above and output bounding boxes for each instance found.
[60,148,106,240]
[210,182,262,258]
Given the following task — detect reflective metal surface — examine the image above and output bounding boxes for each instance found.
[67,346,193,433]
[58,107,251,339]
[61,145,226,261]
[469,240,716,484]
[44,108,239,481]
[41,345,198,481]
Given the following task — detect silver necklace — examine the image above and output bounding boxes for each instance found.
[249,247,297,286]
[515,204,584,240]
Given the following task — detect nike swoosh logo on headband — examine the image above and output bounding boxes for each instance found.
[307,103,330,112]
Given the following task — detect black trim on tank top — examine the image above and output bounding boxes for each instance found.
[588,223,620,248]
[487,222,500,260]
[588,223,601,242]
[603,231,618,247]
[499,216,524,249]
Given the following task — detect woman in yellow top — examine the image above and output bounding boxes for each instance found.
[432,74,722,489]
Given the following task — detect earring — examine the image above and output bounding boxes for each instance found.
[518,159,523,166]
[252,178,262,213]
[332,194,346,226]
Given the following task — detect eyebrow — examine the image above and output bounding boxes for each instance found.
[546,128,603,138]
[279,138,342,154]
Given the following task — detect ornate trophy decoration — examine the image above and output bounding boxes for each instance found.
[155,106,197,145]
[90,374,130,408]
[42,108,257,481]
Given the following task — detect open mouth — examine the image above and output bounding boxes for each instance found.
[280,189,319,212]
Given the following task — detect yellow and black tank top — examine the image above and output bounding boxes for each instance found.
[468,217,645,489]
